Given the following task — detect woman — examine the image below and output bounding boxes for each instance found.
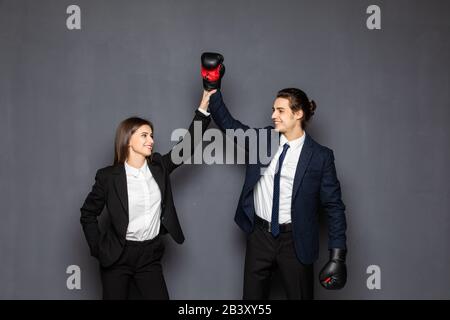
[80,91,215,299]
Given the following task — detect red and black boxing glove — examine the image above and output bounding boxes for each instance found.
[201,52,225,91]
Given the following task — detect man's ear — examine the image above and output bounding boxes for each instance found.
[294,109,304,121]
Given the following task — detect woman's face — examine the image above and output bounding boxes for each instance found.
[128,124,154,158]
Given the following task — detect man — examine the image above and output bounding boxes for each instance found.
[199,52,347,300]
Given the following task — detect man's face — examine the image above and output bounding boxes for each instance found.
[271,97,303,134]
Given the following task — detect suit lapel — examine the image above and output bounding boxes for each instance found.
[148,158,165,201]
[113,164,128,216]
[258,129,280,168]
[292,133,314,200]
[112,159,165,218]
[244,130,279,192]
[253,129,279,183]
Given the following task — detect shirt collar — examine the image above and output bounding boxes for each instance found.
[125,161,148,178]
[279,131,306,150]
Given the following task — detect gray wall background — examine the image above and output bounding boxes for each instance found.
[1,0,449,299]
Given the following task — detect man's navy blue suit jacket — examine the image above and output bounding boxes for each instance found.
[208,90,347,264]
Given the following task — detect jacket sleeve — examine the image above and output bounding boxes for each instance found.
[319,149,347,250]
[161,109,211,174]
[209,90,252,131]
[80,169,106,258]
[209,90,257,152]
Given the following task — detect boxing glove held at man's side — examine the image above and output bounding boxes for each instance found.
[319,248,347,290]
[201,52,225,91]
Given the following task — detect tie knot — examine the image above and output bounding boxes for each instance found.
[282,143,290,153]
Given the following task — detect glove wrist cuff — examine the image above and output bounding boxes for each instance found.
[330,248,346,262]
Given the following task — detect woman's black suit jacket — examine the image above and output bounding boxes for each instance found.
[80,110,210,267]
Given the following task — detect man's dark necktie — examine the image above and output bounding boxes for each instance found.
[271,143,290,237]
